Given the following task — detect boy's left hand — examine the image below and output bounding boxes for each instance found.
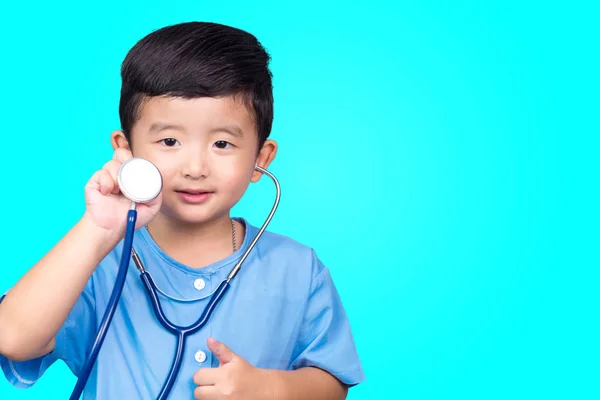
[193,337,274,400]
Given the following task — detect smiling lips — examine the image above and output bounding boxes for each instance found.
[175,189,213,204]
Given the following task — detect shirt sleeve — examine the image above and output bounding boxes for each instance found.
[0,280,97,388]
[289,251,366,386]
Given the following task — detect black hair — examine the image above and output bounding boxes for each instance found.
[119,22,273,149]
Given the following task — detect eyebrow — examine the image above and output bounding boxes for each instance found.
[148,122,185,134]
[209,125,244,138]
[148,122,243,138]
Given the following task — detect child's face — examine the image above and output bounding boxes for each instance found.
[112,95,276,225]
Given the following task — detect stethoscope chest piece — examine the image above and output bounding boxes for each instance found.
[118,158,163,203]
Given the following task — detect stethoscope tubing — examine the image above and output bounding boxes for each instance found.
[67,164,280,400]
[70,209,138,400]
[140,274,231,399]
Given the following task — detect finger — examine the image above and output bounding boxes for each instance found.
[207,337,235,365]
[193,368,221,386]
[136,194,162,213]
[101,160,122,195]
[86,170,103,192]
[113,148,133,163]
[94,169,114,196]
[193,385,217,400]
[102,160,121,181]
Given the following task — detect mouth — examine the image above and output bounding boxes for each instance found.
[176,189,212,195]
[175,189,214,204]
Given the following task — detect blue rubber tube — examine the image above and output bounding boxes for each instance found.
[69,209,137,399]
[139,273,231,400]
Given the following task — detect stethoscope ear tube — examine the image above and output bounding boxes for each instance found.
[226,165,280,281]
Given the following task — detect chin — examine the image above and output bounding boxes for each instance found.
[164,206,228,225]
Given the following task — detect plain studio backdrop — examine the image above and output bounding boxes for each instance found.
[0,1,598,399]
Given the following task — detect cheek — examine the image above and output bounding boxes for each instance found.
[222,171,250,190]
[219,162,254,193]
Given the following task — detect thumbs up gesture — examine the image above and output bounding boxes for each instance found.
[193,338,275,400]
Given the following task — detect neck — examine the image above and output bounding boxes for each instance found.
[146,213,238,269]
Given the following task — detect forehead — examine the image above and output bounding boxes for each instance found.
[133,95,256,136]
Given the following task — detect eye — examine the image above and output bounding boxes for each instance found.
[214,141,233,149]
[160,138,179,147]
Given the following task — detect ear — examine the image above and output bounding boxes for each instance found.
[110,130,131,151]
[251,140,278,183]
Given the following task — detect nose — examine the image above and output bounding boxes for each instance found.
[181,150,209,179]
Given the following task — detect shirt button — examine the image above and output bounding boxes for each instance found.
[195,350,207,363]
[193,278,206,291]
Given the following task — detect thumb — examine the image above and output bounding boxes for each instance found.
[207,337,236,365]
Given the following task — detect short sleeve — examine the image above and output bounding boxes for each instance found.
[289,252,365,386]
[0,281,96,388]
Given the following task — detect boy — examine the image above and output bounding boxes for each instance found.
[0,22,364,399]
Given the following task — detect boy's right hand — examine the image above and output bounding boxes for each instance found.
[83,148,162,238]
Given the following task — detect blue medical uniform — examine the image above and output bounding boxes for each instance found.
[0,218,365,398]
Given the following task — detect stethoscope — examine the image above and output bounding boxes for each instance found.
[66,158,281,400]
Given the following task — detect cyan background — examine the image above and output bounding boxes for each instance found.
[0,1,598,399]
